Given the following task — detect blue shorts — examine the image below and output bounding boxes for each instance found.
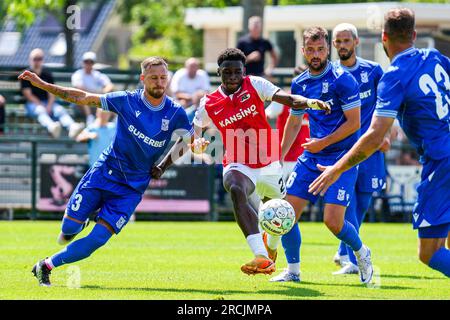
[356,151,386,193]
[412,156,450,230]
[66,166,142,234]
[286,154,357,206]
[418,223,450,239]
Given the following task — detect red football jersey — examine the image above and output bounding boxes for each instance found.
[194,76,281,168]
[276,106,310,162]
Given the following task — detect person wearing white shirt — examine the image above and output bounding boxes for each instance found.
[170,58,210,121]
[71,52,114,125]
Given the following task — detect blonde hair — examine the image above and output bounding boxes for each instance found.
[332,23,359,40]
[141,57,168,74]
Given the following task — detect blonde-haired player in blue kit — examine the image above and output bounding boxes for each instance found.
[19,57,203,286]
[310,8,450,278]
[331,23,390,275]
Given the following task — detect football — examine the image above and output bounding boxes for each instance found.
[258,199,296,236]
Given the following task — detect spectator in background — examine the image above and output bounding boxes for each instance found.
[20,48,84,139]
[0,95,5,135]
[76,108,116,166]
[170,57,210,122]
[72,52,114,125]
[237,16,278,77]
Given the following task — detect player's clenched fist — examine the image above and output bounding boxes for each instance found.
[189,137,210,154]
[18,70,43,85]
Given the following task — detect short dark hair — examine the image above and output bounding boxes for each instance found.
[303,26,328,45]
[384,8,415,44]
[217,48,246,67]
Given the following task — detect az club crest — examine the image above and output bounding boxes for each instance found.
[302,84,307,92]
[161,119,169,131]
[240,93,250,103]
[361,71,369,83]
[322,81,329,94]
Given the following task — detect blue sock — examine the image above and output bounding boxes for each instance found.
[336,220,362,252]
[61,217,83,235]
[50,224,112,268]
[355,192,373,227]
[281,223,301,264]
[428,247,450,277]
[338,241,347,256]
[340,195,359,263]
[347,192,373,265]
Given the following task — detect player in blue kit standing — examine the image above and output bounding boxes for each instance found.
[19,57,197,286]
[331,23,391,275]
[267,27,374,284]
[310,8,450,278]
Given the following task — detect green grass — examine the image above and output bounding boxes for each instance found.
[0,221,448,300]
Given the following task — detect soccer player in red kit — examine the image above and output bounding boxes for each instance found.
[193,48,329,275]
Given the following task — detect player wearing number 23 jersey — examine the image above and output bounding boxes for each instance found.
[374,47,450,231]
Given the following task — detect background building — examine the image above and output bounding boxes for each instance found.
[186,2,450,72]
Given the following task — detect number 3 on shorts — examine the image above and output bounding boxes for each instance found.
[71,194,83,212]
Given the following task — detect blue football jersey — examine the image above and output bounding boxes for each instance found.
[99,89,193,193]
[338,57,384,134]
[291,61,361,158]
[375,47,450,161]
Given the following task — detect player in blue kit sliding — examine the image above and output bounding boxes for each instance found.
[19,57,200,286]
[267,27,374,284]
[310,8,450,278]
[331,23,390,275]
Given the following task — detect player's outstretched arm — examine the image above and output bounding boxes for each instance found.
[308,116,394,196]
[281,113,303,161]
[152,130,209,179]
[272,90,331,114]
[18,70,102,107]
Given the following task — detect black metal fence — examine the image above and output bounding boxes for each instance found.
[0,135,420,223]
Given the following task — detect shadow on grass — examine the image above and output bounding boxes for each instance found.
[381,274,444,280]
[82,284,323,298]
[300,281,413,290]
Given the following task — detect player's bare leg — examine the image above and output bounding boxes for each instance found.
[418,237,449,275]
[223,170,274,275]
[270,195,308,282]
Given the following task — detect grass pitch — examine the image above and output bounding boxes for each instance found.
[0,221,448,300]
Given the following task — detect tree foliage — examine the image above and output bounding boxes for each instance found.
[116,0,240,63]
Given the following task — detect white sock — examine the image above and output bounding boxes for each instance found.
[288,263,300,275]
[246,233,268,257]
[44,257,55,270]
[355,244,368,258]
[267,234,281,251]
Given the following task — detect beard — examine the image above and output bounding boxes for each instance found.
[146,87,165,99]
[308,58,327,72]
[338,48,354,61]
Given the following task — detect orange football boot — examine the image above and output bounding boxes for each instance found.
[240,255,276,275]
